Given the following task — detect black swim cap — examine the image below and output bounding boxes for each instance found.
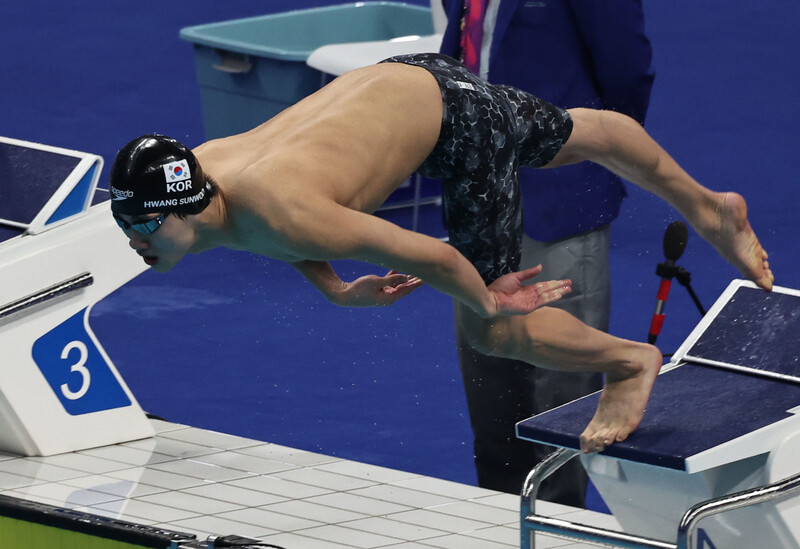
[109,134,212,216]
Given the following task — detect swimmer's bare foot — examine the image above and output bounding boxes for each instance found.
[580,345,662,453]
[695,192,773,291]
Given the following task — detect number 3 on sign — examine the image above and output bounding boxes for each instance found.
[32,308,131,415]
[60,341,91,400]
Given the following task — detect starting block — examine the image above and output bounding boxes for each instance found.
[0,137,153,456]
[517,280,800,549]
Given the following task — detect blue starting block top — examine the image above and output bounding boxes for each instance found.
[517,281,800,472]
[0,137,104,242]
[684,286,800,383]
[0,227,19,244]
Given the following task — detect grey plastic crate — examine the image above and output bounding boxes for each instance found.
[180,2,432,139]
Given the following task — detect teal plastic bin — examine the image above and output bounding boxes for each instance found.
[180,2,432,139]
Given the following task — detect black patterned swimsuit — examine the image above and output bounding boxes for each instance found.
[379,53,573,284]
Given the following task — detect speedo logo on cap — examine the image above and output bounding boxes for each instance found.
[162,160,191,184]
[110,187,134,201]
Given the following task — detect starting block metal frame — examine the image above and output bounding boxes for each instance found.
[0,137,153,456]
[517,280,800,549]
[520,447,800,549]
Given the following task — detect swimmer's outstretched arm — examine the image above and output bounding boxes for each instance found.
[282,196,570,317]
[549,108,773,290]
[289,260,423,306]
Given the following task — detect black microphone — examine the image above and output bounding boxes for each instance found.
[648,221,688,344]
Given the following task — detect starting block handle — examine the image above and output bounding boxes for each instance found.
[520,448,675,549]
[522,448,800,549]
[525,515,675,549]
[676,469,800,549]
[0,273,93,322]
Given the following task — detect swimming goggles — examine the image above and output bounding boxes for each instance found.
[113,212,169,235]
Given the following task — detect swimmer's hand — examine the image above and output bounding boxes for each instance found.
[486,265,572,317]
[335,270,424,307]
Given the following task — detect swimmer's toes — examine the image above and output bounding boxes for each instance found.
[593,438,608,453]
[615,427,632,443]
[590,429,614,453]
[582,439,599,454]
[580,429,601,453]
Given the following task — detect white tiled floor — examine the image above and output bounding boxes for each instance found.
[0,419,620,548]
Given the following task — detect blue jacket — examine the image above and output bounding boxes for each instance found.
[440,0,655,240]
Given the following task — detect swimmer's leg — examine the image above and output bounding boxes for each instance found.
[589,113,772,291]
[689,191,773,291]
[464,86,661,451]
[497,86,772,291]
[440,79,663,451]
[565,109,772,291]
[455,303,662,453]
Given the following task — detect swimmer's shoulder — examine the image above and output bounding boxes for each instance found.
[194,132,278,186]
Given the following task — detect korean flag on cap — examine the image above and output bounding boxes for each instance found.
[162,160,191,183]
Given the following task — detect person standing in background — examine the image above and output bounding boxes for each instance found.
[439,0,655,506]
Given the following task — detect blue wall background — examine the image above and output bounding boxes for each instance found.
[2,1,798,490]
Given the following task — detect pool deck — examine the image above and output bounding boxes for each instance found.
[0,418,620,548]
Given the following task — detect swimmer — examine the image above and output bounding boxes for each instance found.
[110,54,772,453]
